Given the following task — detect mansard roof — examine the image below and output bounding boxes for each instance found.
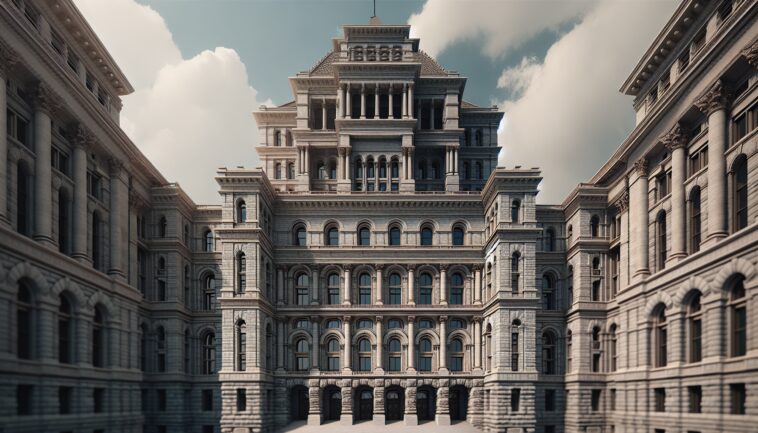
[310,51,339,76]
[415,50,448,76]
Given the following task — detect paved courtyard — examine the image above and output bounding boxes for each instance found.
[276,420,480,433]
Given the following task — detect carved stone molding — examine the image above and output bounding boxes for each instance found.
[741,39,758,67]
[660,123,688,151]
[694,79,729,114]
[614,192,630,212]
[633,158,648,176]
[0,42,19,77]
[67,123,93,149]
[108,158,124,176]
[33,82,55,114]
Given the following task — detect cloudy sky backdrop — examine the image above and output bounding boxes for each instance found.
[73,0,678,204]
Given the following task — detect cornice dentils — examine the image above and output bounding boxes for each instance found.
[694,79,729,114]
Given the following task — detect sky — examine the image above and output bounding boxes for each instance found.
[72,0,678,204]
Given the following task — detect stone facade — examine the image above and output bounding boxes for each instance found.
[0,1,757,433]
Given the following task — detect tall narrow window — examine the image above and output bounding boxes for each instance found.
[237,321,247,371]
[420,226,433,246]
[689,187,702,253]
[358,338,372,371]
[237,200,247,223]
[203,332,215,374]
[358,226,371,246]
[654,307,667,367]
[92,307,105,368]
[158,216,167,238]
[92,211,102,271]
[359,273,371,305]
[203,274,216,311]
[16,162,32,237]
[296,273,310,305]
[609,324,618,371]
[203,230,213,252]
[542,331,555,374]
[544,228,555,251]
[511,320,520,372]
[450,273,463,305]
[450,338,464,371]
[156,326,166,372]
[17,283,32,359]
[326,226,339,246]
[452,226,465,246]
[388,273,401,305]
[295,339,309,371]
[688,386,702,413]
[184,330,191,373]
[542,274,555,310]
[566,330,572,373]
[327,338,340,371]
[237,252,246,294]
[511,388,520,412]
[590,215,599,238]
[327,273,340,305]
[729,275,747,357]
[657,211,667,270]
[58,189,71,254]
[418,273,432,305]
[730,383,746,415]
[58,295,72,364]
[418,338,432,371]
[591,327,601,372]
[388,338,401,371]
[688,293,703,363]
[294,225,307,246]
[511,200,521,223]
[732,155,748,231]
[511,252,520,295]
[389,226,401,246]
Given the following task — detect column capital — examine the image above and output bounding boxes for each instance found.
[343,315,352,322]
[66,123,94,150]
[741,39,758,67]
[375,264,384,271]
[343,264,353,271]
[694,79,729,114]
[108,157,125,176]
[406,264,416,271]
[439,315,448,322]
[310,315,320,323]
[408,315,416,323]
[660,123,688,151]
[375,315,384,322]
[613,192,630,212]
[471,263,483,272]
[439,264,448,271]
[33,82,57,114]
[472,316,482,323]
[633,158,648,176]
[0,41,19,77]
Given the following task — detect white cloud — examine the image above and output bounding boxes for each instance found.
[74,0,264,203]
[408,0,594,58]
[497,56,540,97]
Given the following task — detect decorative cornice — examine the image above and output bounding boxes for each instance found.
[660,123,687,151]
[0,41,19,77]
[741,39,758,67]
[694,80,729,114]
[613,192,629,213]
[633,158,648,176]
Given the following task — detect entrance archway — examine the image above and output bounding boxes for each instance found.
[385,386,405,421]
[322,386,342,421]
[449,385,468,421]
[354,386,374,421]
[416,386,436,422]
[290,385,309,421]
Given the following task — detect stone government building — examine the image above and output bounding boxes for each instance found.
[0,0,756,432]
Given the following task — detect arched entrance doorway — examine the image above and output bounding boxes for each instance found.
[290,385,309,421]
[385,386,405,421]
[416,386,436,422]
[354,386,374,421]
[449,385,468,421]
[322,386,342,421]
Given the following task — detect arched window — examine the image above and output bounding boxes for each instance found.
[388,338,402,371]
[296,273,310,305]
[327,273,340,305]
[237,320,247,371]
[358,226,371,246]
[58,294,73,364]
[16,162,32,237]
[367,158,375,178]
[287,162,295,180]
[293,224,307,246]
[389,226,401,246]
[418,273,433,305]
[325,319,341,329]
[486,262,493,300]
[236,252,246,294]
[590,215,599,238]
[418,338,432,371]
[452,225,465,246]
[475,162,483,180]
[687,293,702,363]
[420,226,433,246]
[203,274,216,311]
[653,306,667,367]
[158,215,167,238]
[325,225,339,246]
[511,320,521,371]
[475,129,483,146]
[591,326,601,372]
[326,338,341,371]
[450,338,464,372]
[295,338,309,371]
[359,273,371,305]
[485,324,492,371]
[591,258,601,301]
[355,158,363,179]
[431,161,440,179]
[609,324,618,371]
[357,338,372,371]
[450,273,464,305]
[544,228,555,252]
[156,325,166,372]
[728,275,747,357]
[274,130,282,146]
[566,330,573,373]
[567,266,574,308]
[511,200,521,223]
[203,332,216,374]
[732,154,748,231]
[388,273,401,304]
[58,189,71,254]
[511,252,520,295]
[203,230,213,252]
[92,211,102,271]
[542,274,555,310]
[184,329,191,374]
[689,187,702,253]
[390,159,399,178]
[274,163,282,180]
[92,307,106,368]
[657,211,667,270]
[542,331,555,374]
[237,200,247,223]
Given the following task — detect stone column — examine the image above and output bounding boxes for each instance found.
[360,83,366,119]
[311,266,320,305]
[695,80,729,244]
[408,84,414,119]
[346,83,352,118]
[407,316,416,371]
[474,317,482,370]
[439,265,448,305]
[375,316,384,371]
[321,98,327,130]
[407,266,415,305]
[453,147,458,173]
[33,84,54,247]
[70,127,90,262]
[373,382,385,425]
[307,381,320,425]
[339,83,345,119]
[405,384,418,426]
[388,84,394,118]
[276,267,285,305]
[311,316,320,370]
[630,158,650,280]
[108,159,127,279]
[436,385,451,425]
[343,266,351,305]
[474,265,482,305]
[662,124,687,261]
[401,83,407,118]
[0,45,17,225]
[374,84,379,118]
[343,317,352,372]
[439,316,448,372]
[276,319,285,370]
[340,380,353,425]
[375,265,384,305]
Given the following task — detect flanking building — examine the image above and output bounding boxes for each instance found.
[0,1,756,433]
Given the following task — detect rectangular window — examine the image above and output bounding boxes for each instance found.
[654,388,666,412]
[545,389,555,412]
[202,389,213,411]
[236,388,246,412]
[359,356,371,371]
[510,388,520,412]
[297,287,309,305]
[17,385,32,415]
[419,356,432,371]
[389,356,401,371]
[157,389,167,412]
[610,388,616,411]
[511,332,519,372]
[730,383,746,415]
[141,389,147,412]
[688,386,702,413]
[450,356,463,372]
[359,287,371,305]
[59,386,72,414]
[389,287,401,305]
[733,111,748,144]
[94,388,105,413]
[327,356,340,371]
[591,389,602,412]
